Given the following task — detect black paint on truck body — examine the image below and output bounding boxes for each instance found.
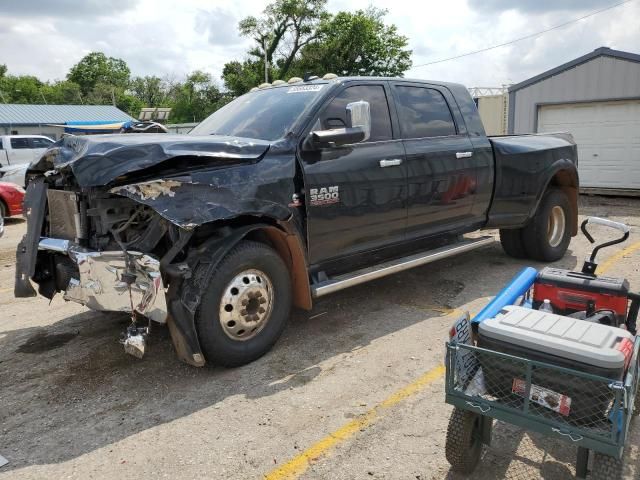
[16,76,578,365]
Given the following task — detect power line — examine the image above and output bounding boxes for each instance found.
[412,0,635,68]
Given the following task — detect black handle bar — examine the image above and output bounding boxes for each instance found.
[581,217,630,263]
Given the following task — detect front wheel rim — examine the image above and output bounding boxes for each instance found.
[219,269,274,341]
[547,206,566,248]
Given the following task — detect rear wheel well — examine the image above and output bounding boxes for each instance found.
[0,198,7,218]
[548,169,578,236]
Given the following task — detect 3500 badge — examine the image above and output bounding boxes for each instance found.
[309,186,339,206]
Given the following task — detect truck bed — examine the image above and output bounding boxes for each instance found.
[485,132,578,230]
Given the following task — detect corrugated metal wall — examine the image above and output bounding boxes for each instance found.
[511,56,640,133]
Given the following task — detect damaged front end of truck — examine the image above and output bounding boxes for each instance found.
[15,134,304,366]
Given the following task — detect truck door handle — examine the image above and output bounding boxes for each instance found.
[379,159,403,168]
[456,152,473,159]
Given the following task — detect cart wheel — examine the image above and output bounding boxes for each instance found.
[590,452,622,480]
[445,407,483,474]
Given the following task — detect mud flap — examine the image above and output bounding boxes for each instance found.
[165,271,206,367]
[15,179,47,298]
[163,225,274,367]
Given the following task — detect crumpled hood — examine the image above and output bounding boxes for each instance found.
[37,134,271,187]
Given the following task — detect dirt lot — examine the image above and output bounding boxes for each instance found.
[1,195,640,480]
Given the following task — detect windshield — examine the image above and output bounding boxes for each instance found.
[189,84,326,141]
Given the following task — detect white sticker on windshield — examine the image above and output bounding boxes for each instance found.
[287,84,324,93]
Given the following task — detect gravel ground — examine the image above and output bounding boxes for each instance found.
[0,195,639,480]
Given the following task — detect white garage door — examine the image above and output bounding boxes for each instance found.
[538,100,640,189]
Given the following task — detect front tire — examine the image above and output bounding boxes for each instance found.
[195,240,292,367]
[445,408,483,474]
[591,452,623,479]
[522,188,571,262]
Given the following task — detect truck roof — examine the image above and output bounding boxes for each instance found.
[252,76,467,93]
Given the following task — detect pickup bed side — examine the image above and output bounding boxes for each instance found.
[486,133,579,235]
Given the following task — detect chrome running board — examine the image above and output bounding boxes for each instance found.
[311,236,494,298]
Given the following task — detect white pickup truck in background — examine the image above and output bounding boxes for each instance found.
[0,135,55,186]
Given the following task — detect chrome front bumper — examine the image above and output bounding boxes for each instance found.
[39,238,168,323]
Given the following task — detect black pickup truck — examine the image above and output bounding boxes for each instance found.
[15,76,579,367]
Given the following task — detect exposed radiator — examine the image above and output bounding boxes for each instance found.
[47,190,80,240]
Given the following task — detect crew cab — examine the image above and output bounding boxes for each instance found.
[15,76,579,367]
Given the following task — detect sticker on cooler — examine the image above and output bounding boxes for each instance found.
[512,378,572,417]
[617,337,634,371]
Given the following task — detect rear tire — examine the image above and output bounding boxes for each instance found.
[591,452,622,479]
[522,188,571,262]
[499,228,527,258]
[0,200,7,219]
[195,240,292,367]
[445,408,483,474]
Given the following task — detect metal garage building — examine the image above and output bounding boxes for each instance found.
[0,104,133,140]
[508,47,640,193]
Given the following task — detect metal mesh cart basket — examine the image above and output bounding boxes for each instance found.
[444,338,640,479]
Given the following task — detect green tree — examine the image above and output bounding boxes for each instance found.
[297,8,412,77]
[43,81,83,104]
[221,60,263,97]
[84,81,143,115]
[222,2,412,96]
[0,74,45,103]
[222,0,328,92]
[129,76,166,107]
[67,52,130,94]
[169,71,230,123]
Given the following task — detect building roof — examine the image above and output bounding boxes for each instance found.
[0,104,134,125]
[508,47,640,93]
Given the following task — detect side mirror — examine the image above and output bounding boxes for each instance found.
[307,100,371,149]
[346,100,371,141]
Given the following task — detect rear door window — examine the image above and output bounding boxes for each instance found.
[10,138,31,149]
[30,137,54,148]
[319,85,393,142]
[394,86,457,139]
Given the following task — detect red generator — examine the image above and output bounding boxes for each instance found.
[532,217,639,333]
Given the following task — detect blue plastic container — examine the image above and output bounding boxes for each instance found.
[471,267,538,324]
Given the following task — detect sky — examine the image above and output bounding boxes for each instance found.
[0,0,638,89]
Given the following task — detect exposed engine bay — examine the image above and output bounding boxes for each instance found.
[19,172,179,358]
[14,133,302,367]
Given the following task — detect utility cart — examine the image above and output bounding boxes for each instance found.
[444,218,640,479]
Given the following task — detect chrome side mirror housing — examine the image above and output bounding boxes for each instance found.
[306,100,371,149]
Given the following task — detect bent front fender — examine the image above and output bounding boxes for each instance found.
[110,179,292,230]
[163,221,310,367]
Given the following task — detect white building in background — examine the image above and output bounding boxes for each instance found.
[470,87,509,136]
[0,104,133,140]
[508,47,640,194]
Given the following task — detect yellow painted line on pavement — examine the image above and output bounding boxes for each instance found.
[264,364,446,480]
[0,287,12,293]
[597,240,640,275]
[265,240,639,480]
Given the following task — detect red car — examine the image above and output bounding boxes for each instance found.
[0,182,25,218]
